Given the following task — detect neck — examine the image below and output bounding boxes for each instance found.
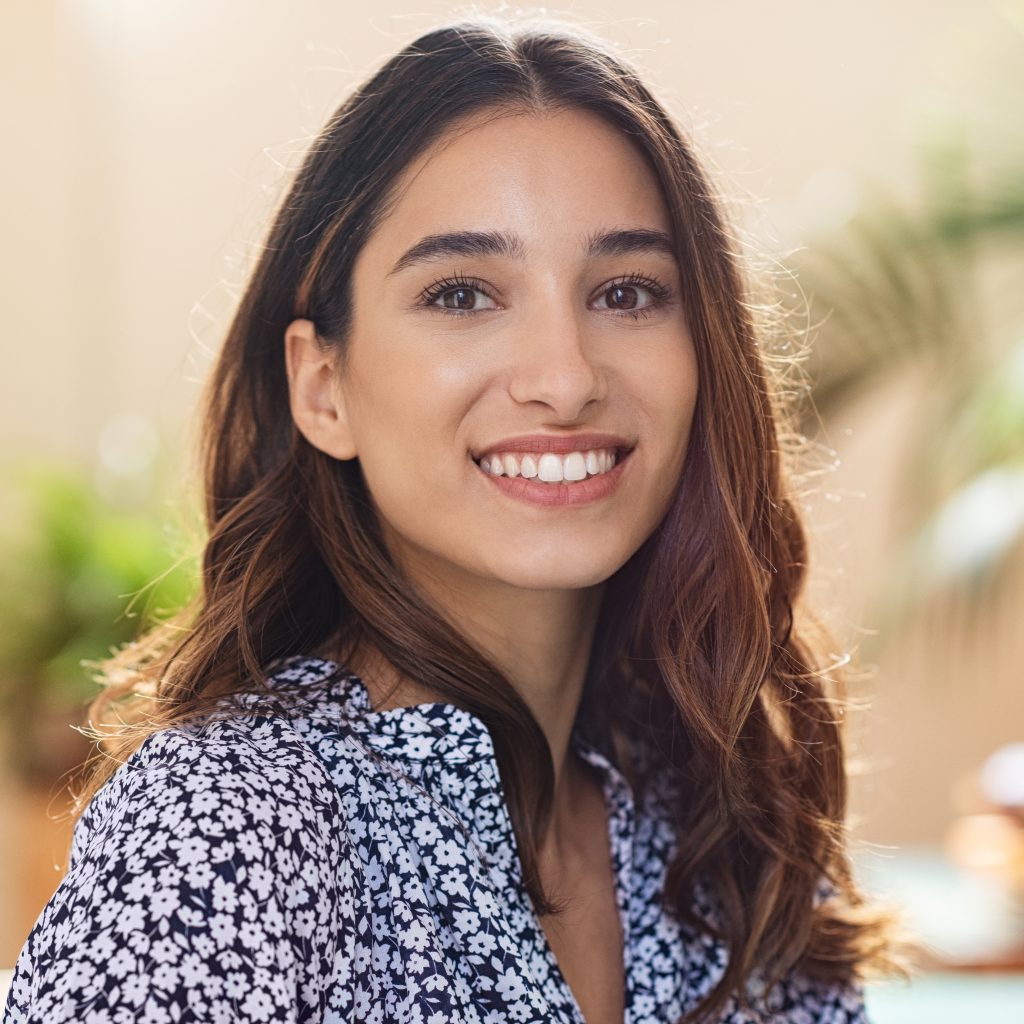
[343,545,606,848]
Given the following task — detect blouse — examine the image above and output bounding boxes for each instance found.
[3,655,870,1023]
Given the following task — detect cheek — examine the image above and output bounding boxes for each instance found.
[639,345,699,508]
[344,347,477,506]
[346,341,438,451]
[648,340,700,448]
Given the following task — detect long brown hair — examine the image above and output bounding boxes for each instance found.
[76,15,903,1021]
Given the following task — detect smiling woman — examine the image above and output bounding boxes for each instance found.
[284,106,697,600]
[4,14,903,1024]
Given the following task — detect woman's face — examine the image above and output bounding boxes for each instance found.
[289,106,698,596]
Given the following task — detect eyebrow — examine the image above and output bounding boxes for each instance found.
[386,227,676,277]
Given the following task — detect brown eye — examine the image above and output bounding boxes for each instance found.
[605,285,641,310]
[593,275,672,319]
[442,287,479,310]
[419,276,499,317]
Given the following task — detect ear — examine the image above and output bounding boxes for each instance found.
[283,318,358,460]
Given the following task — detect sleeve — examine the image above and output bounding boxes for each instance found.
[758,969,870,1024]
[749,878,872,1024]
[689,873,873,1024]
[2,723,363,1024]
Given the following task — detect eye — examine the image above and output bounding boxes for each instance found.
[418,275,499,317]
[416,271,674,320]
[593,273,673,321]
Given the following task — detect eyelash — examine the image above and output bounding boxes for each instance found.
[417,271,674,321]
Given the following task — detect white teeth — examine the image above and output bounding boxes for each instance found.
[477,447,623,484]
[563,452,587,481]
[537,453,564,482]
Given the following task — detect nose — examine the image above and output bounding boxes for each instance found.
[507,301,607,419]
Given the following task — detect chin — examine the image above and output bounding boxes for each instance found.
[487,556,627,592]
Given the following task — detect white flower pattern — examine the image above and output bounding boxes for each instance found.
[3,656,871,1023]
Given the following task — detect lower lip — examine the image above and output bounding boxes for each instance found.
[474,450,632,507]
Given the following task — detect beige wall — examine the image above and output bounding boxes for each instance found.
[2,0,1016,856]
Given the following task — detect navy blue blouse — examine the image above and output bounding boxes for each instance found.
[4,656,869,1022]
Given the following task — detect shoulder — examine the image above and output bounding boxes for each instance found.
[77,655,361,843]
[78,706,343,850]
[60,660,375,911]
[5,678,365,1022]
[63,709,364,929]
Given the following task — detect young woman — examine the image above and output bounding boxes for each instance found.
[5,16,900,1024]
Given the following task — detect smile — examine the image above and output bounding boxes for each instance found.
[472,446,633,507]
[477,447,619,482]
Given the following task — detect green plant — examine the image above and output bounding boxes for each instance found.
[0,460,197,784]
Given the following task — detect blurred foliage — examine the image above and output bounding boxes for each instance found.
[0,460,198,782]
[790,5,1024,644]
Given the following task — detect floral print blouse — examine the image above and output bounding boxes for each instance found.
[4,656,869,1023]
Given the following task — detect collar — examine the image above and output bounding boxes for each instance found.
[265,654,624,778]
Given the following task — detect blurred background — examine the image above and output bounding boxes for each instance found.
[2,0,1023,1017]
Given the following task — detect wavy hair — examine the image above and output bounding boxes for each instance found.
[75,15,903,1022]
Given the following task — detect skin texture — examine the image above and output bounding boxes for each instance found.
[284,103,697,871]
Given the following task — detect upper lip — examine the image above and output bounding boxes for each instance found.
[473,432,635,461]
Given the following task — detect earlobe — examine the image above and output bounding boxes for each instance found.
[283,319,358,460]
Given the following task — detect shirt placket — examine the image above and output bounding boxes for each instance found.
[575,737,637,1024]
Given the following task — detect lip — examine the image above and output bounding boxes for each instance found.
[474,446,634,508]
[472,432,635,461]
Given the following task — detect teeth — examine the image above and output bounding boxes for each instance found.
[544,452,585,479]
[537,453,564,482]
[477,447,620,484]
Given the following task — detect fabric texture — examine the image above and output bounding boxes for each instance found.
[4,655,869,1023]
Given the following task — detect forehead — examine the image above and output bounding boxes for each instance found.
[363,106,672,264]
